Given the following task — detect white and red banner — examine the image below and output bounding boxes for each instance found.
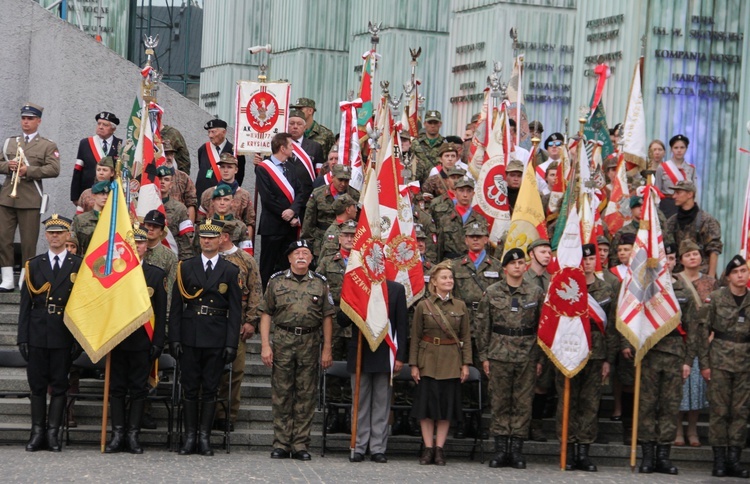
[538,207,591,378]
[235,81,290,154]
[338,99,364,191]
[616,185,681,363]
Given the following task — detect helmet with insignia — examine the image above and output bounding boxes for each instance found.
[204,118,227,130]
[198,219,224,238]
[678,240,700,258]
[20,103,43,118]
[669,134,689,147]
[91,180,111,194]
[506,159,524,173]
[99,156,115,170]
[218,153,238,166]
[143,209,166,227]
[333,193,357,214]
[454,176,475,189]
[425,110,442,122]
[285,239,311,256]
[502,248,525,267]
[42,214,72,232]
[155,165,175,178]
[582,243,596,257]
[340,220,357,235]
[331,164,352,180]
[725,254,747,277]
[414,224,427,239]
[528,238,551,252]
[133,223,148,241]
[212,183,234,199]
[464,220,488,236]
[95,111,120,125]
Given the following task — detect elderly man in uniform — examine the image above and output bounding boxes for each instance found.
[413,110,445,186]
[0,103,61,292]
[17,215,82,452]
[198,153,255,240]
[292,97,335,158]
[436,176,486,261]
[163,139,198,222]
[156,165,194,260]
[170,219,242,456]
[70,111,121,205]
[105,224,167,454]
[259,240,334,461]
[476,247,544,469]
[195,118,246,197]
[698,255,750,478]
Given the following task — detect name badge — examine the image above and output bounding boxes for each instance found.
[206,168,214,179]
[483,271,499,278]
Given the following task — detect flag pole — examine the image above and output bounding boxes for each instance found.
[100,352,112,453]
[630,362,642,471]
[349,330,363,459]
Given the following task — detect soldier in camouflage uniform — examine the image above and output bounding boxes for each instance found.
[156,165,194,260]
[666,180,723,277]
[316,220,357,433]
[142,210,178,308]
[293,98,335,157]
[437,176,486,261]
[259,240,335,461]
[319,194,358,261]
[71,180,110,253]
[557,244,618,472]
[413,193,438,264]
[301,164,360,260]
[476,248,544,469]
[163,139,197,222]
[215,220,262,431]
[413,110,445,186]
[697,254,750,478]
[161,124,191,175]
[197,153,255,239]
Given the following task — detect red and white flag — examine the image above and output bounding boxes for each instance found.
[616,185,681,362]
[538,206,591,378]
[338,99,364,191]
[604,154,632,235]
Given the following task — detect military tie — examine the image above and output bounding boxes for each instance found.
[53,255,60,278]
[205,260,213,278]
[24,135,29,144]
[102,140,108,153]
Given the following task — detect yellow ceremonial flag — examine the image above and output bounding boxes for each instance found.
[503,147,548,256]
[64,178,154,363]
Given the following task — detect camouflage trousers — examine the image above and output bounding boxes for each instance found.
[708,368,750,447]
[555,359,603,444]
[489,359,535,438]
[217,338,247,422]
[271,331,320,452]
[325,327,351,403]
[638,349,682,443]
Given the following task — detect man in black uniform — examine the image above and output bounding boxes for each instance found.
[70,111,121,204]
[170,219,242,456]
[17,215,82,452]
[104,224,167,454]
[195,118,247,197]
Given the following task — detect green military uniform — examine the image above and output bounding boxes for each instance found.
[161,125,191,175]
[259,254,336,454]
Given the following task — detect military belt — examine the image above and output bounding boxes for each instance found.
[32,303,65,314]
[276,324,318,335]
[187,304,228,317]
[712,330,750,344]
[422,335,458,345]
[492,325,535,337]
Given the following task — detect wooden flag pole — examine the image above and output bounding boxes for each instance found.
[630,361,642,471]
[560,376,571,471]
[349,330,363,459]
[100,352,112,453]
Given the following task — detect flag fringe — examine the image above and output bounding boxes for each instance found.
[341,299,388,353]
[64,307,154,364]
[537,338,590,379]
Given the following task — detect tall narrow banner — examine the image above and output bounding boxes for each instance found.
[503,144,547,255]
[235,81,290,154]
[621,60,648,175]
[338,99,364,191]
[64,178,154,363]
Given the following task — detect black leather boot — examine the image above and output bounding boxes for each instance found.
[565,443,575,471]
[198,399,216,456]
[713,446,727,477]
[655,444,678,474]
[639,442,656,473]
[126,398,145,454]
[575,443,597,472]
[179,399,198,455]
[727,446,750,478]
[26,395,47,452]
[509,437,526,469]
[46,396,66,452]
[104,397,126,453]
[488,435,508,468]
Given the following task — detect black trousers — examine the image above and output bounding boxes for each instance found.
[179,346,224,400]
[109,346,151,399]
[260,234,295,289]
[27,346,72,397]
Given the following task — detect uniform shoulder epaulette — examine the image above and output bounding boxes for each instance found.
[269,270,285,280]
[312,271,327,282]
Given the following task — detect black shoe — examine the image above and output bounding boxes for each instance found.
[371,453,388,463]
[325,411,339,434]
[141,412,158,430]
[349,452,364,462]
[270,448,290,459]
[292,450,312,461]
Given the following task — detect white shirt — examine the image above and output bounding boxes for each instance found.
[201,254,219,272]
[48,249,68,270]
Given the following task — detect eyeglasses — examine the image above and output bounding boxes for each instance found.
[548,141,563,147]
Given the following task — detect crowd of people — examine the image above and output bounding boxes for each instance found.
[4,98,748,479]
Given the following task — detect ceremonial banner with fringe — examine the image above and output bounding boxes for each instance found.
[616,185,681,363]
[64,178,154,363]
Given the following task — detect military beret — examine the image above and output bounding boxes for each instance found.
[332,193,357,212]
[582,243,596,257]
[95,111,120,125]
[678,239,701,258]
[99,156,115,170]
[162,139,175,152]
[288,109,306,120]
[331,164,352,180]
[597,236,611,247]
[502,248,526,267]
[340,219,358,234]
[506,159,525,173]
[670,180,696,193]
[425,110,442,122]
[630,195,643,209]
[143,209,166,227]
[544,132,564,148]
[528,238,551,252]
[198,220,224,238]
[155,165,175,178]
[439,143,459,156]
[91,180,111,195]
[212,183,234,199]
[454,176,475,189]
[204,118,227,130]
[132,223,148,241]
[669,134,689,147]
[664,242,677,255]
[444,135,464,146]
[414,223,427,239]
[218,153,238,165]
[725,254,747,276]
[464,220,488,236]
[292,97,316,109]
[620,232,636,245]
[42,214,72,232]
[445,167,467,178]
[20,103,43,117]
[285,239,311,256]
[529,120,544,133]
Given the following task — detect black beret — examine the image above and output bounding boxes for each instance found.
[669,134,689,147]
[502,248,526,267]
[95,111,120,125]
[204,118,228,130]
[725,255,747,276]
[582,244,596,257]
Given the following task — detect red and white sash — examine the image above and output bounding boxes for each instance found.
[259,160,295,205]
[292,142,315,181]
[204,142,221,179]
[588,293,607,333]
[661,160,685,186]
[610,265,628,281]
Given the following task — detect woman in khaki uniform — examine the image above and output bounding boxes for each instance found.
[409,261,472,466]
